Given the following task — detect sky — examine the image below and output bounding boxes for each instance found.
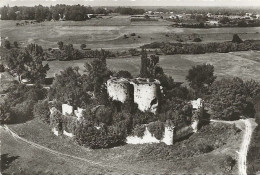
[1,0,260,7]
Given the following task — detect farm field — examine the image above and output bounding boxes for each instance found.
[1,19,260,50]
[44,50,260,83]
[1,118,243,174]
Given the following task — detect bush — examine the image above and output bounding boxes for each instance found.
[4,40,11,49]
[115,70,133,79]
[80,44,86,50]
[2,83,48,124]
[132,124,146,138]
[50,108,63,132]
[94,106,113,125]
[232,34,243,43]
[130,33,136,36]
[62,115,78,133]
[222,156,236,172]
[0,64,5,72]
[13,41,18,48]
[33,99,51,123]
[75,123,125,149]
[147,121,165,140]
[193,38,202,42]
[11,100,35,122]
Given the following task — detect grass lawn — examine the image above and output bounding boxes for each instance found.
[2,118,243,174]
[44,50,260,83]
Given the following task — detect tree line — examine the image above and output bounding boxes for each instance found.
[142,34,260,54]
[0,5,146,21]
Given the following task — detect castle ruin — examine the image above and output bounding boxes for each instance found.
[106,77,161,114]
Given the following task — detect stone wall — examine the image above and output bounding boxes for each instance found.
[107,78,131,103]
[130,78,160,114]
[126,124,174,145]
[62,104,74,116]
[107,77,161,114]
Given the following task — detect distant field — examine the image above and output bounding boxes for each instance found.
[1,19,260,50]
[44,50,260,83]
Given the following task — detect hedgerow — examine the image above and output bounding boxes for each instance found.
[142,40,260,55]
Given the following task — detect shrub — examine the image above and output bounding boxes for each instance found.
[130,33,136,36]
[4,40,11,49]
[80,44,86,50]
[13,41,18,48]
[33,99,51,123]
[147,121,165,140]
[116,70,133,79]
[75,123,125,149]
[11,100,35,122]
[232,34,243,43]
[222,156,236,172]
[132,124,146,138]
[2,83,47,124]
[62,115,78,133]
[198,144,214,153]
[0,64,5,72]
[94,106,113,125]
[128,48,140,56]
[50,109,63,132]
[193,38,202,42]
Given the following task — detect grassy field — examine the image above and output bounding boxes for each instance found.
[1,19,260,50]
[1,118,243,174]
[44,50,260,83]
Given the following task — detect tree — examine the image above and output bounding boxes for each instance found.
[80,44,86,50]
[84,50,112,96]
[13,41,18,48]
[48,67,90,108]
[1,83,47,123]
[116,70,133,79]
[57,41,64,50]
[207,78,260,120]
[4,40,11,49]
[193,38,202,42]
[232,34,243,43]
[186,64,216,93]
[33,99,51,123]
[140,49,160,79]
[0,64,5,72]
[3,49,49,83]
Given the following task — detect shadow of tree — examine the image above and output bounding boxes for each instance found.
[0,154,19,172]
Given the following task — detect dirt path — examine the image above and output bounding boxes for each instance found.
[2,125,135,174]
[211,119,255,175]
[238,119,253,175]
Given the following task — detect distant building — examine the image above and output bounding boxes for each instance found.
[205,20,219,26]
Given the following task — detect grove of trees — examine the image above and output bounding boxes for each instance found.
[2,44,49,83]
[143,37,260,55]
[0,5,146,21]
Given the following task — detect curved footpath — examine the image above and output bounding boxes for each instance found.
[238,119,253,175]
[211,119,256,175]
[2,125,134,174]
[2,118,256,175]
